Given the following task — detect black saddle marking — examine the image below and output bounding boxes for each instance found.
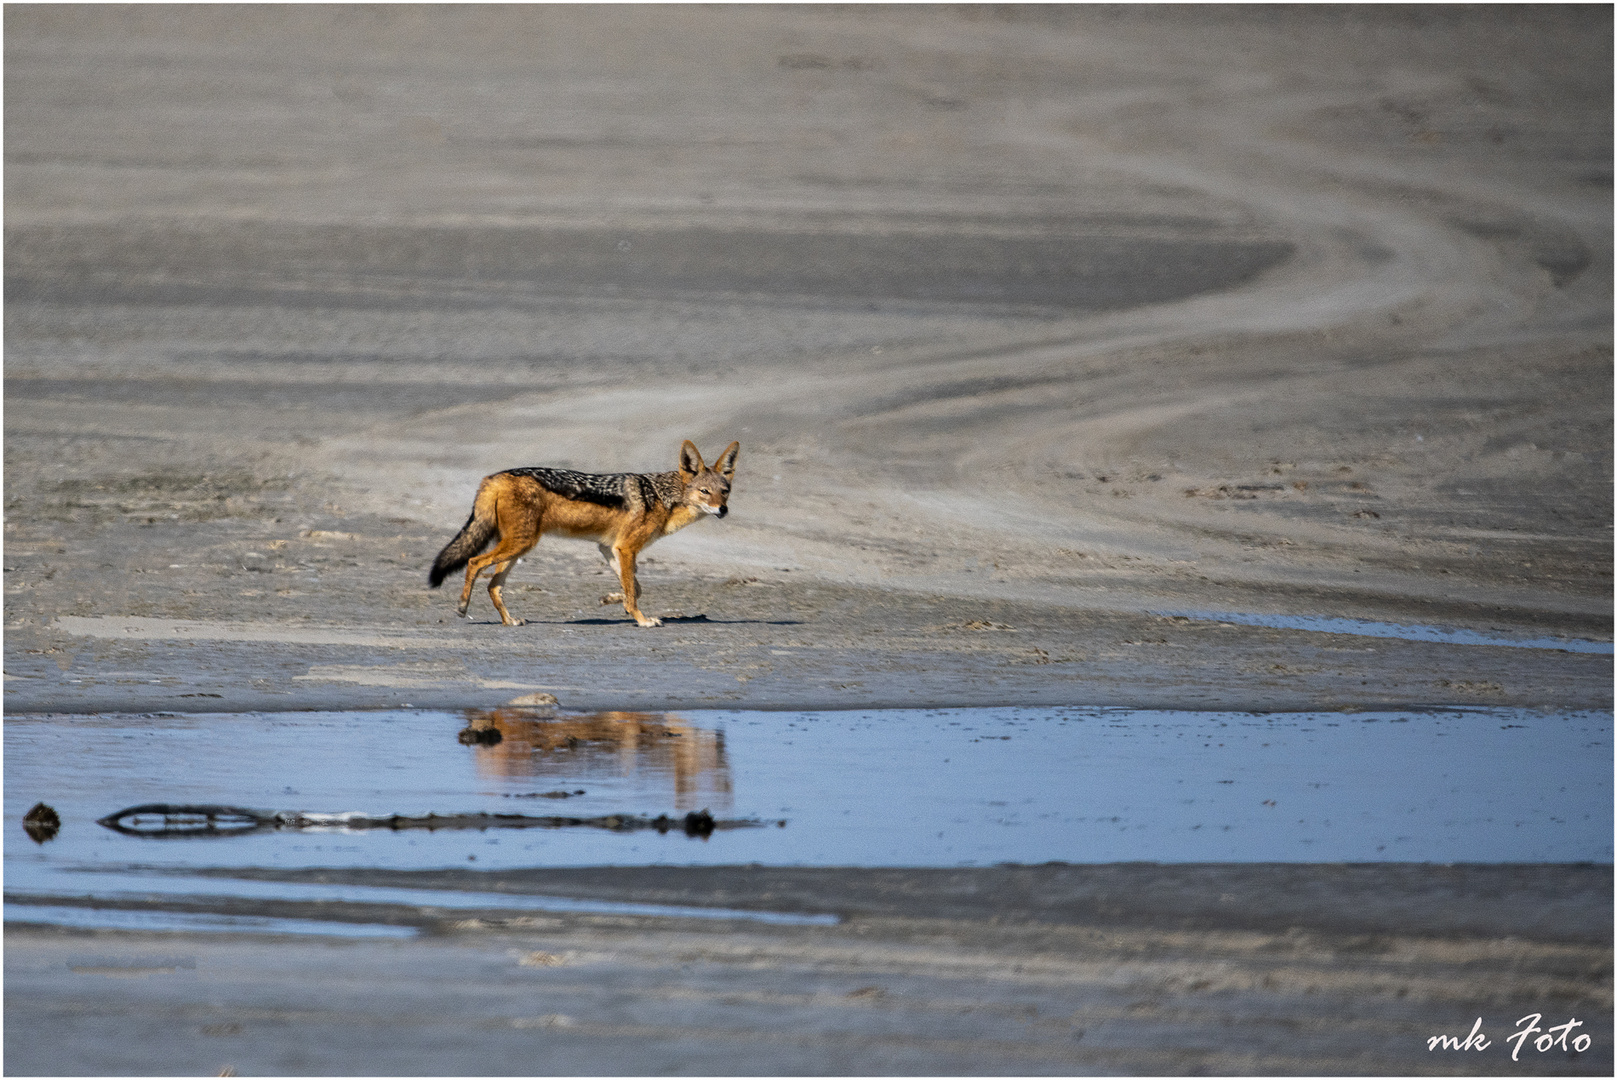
[636,473,660,509]
[506,467,627,510]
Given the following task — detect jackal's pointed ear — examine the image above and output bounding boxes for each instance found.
[714,441,739,481]
[678,439,705,482]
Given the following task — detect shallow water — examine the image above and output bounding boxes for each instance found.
[7,706,1609,926]
[1157,610,1616,653]
[2,903,422,939]
[6,873,840,929]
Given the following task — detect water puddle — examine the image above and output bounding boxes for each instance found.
[1155,610,1615,653]
[6,872,839,929]
[7,706,1610,934]
[3,903,420,939]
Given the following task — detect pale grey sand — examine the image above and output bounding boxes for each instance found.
[3,6,1610,1074]
[4,6,1609,716]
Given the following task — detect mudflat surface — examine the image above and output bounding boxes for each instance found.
[4,5,1610,715]
[3,6,1612,1075]
[7,864,1613,1076]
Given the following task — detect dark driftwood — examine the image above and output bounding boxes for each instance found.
[96,803,759,839]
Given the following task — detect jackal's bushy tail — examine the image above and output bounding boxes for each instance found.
[429,510,496,587]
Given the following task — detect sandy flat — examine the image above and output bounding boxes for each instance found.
[4,7,1610,716]
[7,862,1612,1076]
[3,6,1611,1074]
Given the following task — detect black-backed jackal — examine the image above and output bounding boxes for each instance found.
[429,440,739,627]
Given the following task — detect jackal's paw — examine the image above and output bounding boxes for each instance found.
[501,617,528,627]
[636,616,664,628]
[599,592,625,605]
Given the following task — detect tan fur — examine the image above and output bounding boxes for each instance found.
[430,440,738,627]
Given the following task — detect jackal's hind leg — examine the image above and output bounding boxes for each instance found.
[456,562,484,617]
[460,512,538,624]
[460,548,507,618]
[487,559,526,627]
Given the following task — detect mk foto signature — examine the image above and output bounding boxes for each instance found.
[1428,1014,1592,1058]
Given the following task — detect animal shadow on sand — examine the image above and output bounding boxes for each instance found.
[464,614,803,627]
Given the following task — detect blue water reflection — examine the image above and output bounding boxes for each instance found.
[5,707,1610,907]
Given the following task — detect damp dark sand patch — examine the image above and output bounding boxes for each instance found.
[4,221,1294,315]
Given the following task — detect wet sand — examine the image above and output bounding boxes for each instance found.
[7,863,1612,1076]
[3,5,1612,1074]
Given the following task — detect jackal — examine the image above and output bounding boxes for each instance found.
[429,440,739,627]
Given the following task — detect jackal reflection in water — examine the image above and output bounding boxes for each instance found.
[459,709,733,813]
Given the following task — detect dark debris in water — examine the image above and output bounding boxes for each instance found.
[22,802,61,844]
[95,803,758,839]
[96,804,262,837]
[456,725,503,746]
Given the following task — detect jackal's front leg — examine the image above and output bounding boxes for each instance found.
[613,545,661,628]
[597,543,626,606]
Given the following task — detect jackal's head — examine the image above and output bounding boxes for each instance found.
[678,440,739,518]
